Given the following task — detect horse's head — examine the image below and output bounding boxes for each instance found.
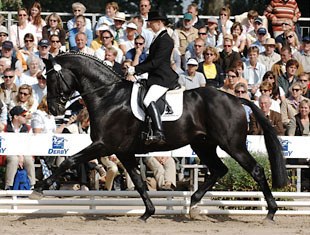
[43,57,74,116]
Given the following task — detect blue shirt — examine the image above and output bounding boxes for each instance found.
[125,48,148,64]
[68,28,93,50]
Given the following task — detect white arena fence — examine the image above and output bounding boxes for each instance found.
[0,190,309,216]
[0,133,309,216]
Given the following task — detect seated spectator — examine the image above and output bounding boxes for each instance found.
[218,6,233,35]
[184,37,205,70]
[258,38,281,71]
[237,9,258,35]
[198,46,224,88]
[104,47,123,75]
[178,58,205,90]
[9,7,37,49]
[35,39,53,60]
[175,3,205,30]
[232,60,248,87]
[100,154,134,191]
[74,32,95,55]
[246,17,267,47]
[297,72,310,99]
[280,82,310,128]
[283,29,301,55]
[230,21,246,54]
[277,58,300,97]
[131,15,154,52]
[18,55,43,86]
[220,67,240,95]
[14,84,38,120]
[49,34,64,57]
[144,156,176,191]
[243,46,267,96]
[19,33,38,68]
[111,12,126,43]
[250,27,268,54]
[94,28,123,64]
[254,81,281,113]
[0,25,9,50]
[4,105,35,190]
[42,13,67,48]
[0,57,11,77]
[293,35,310,73]
[205,18,223,49]
[219,36,241,72]
[249,94,284,135]
[275,19,294,51]
[287,99,310,136]
[0,41,23,76]
[234,82,252,127]
[95,1,118,31]
[119,22,138,55]
[68,15,93,50]
[254,71,285,103]
[125,35,148,66]
[173,13,198,62]
[0,68,18,111]
[32,70,46,104]
[67,2,92,31]
[28,1,46,42]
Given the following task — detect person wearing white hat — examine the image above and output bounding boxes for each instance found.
[67,2,92,31]
[119,22,138,54]
[258,38,281,71]
[111,12,126,42]
[178,58,205,90]
[0,25,9,49]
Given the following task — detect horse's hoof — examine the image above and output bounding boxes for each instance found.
[29,190,44,200]
[189,206,201,219]
[263,216,275,224]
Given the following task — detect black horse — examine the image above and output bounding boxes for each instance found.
[31,52,287,221]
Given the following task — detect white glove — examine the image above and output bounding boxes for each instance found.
[127,66,135,75]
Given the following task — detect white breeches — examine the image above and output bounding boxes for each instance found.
[143,84,169,107]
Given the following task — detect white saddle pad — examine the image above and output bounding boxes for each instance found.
[130,82,184,122]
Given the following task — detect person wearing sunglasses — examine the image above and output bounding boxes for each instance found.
[19,33,38,65]
[42,13,66,48]
[3,105,36,191]
[281,81,309,129]
[0,68,18,112]
[9,7,37,49]
[287,99,310,136]
[297,72,310,99]
[234,82,252,129]
[275,19,293,51]
[49,34,63,57]
[184,38,205,70]
[283,29,300,55]
[125,35,148,66]
[219,36,241,72]
[67,2,92,31]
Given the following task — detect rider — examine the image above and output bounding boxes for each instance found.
[126,11,179,145]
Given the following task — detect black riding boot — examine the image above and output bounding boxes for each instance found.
[145,101,166,145]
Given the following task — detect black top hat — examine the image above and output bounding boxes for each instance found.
[147,11,168,22]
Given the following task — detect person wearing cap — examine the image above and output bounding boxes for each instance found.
[69,15,93,50]
[32,70,47,104]
[250,27,268,54]
[175,3,205,30]
[275,19,294,50]
[74,32,95,56]
[258,38,281,71]
[293,36,310,73]
[0,25,9,49]
[35,39,53,60]
[173,12,198,58]
[42,13,67,48]
[264,0,301,38]
[95,2,119,31]
[119,22,138,54]
[246,17,270,46]
[4,105,35,190]
[94,28,123,64]
[67,2,92,31]
[9,8,37,49]
[111,12,126,42]
[179,58,205,90]
[0,40,23,75]
[126,11,179,145]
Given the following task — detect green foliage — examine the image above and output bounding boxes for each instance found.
[215,152,295,192]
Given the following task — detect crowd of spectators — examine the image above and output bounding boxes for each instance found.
[0,0,309,191]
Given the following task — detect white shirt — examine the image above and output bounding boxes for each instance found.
[9,23,38,48]
[32,83,47,104]
[31,109,56,133]
[94,46,123,63]
[243,60,267,86]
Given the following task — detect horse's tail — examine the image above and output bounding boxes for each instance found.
[240,98,288,188]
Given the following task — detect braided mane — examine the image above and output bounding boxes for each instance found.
[56,51,123,78]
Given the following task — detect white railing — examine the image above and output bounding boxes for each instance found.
[0,190,309,216]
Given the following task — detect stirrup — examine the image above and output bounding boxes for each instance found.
[144,131,166,145]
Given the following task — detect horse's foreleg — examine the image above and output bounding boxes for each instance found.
[118,154,155,221]
[30,141,105,199]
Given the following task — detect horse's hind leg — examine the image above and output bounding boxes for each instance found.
[118,153,155,221]
[224,146,278,221]
[190,141,228,209]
